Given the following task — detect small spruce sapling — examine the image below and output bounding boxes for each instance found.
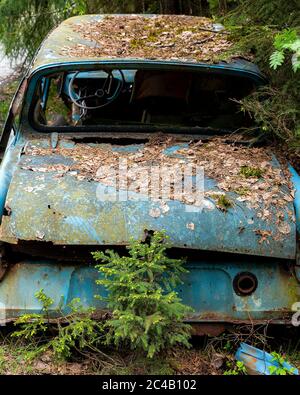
[92,231,193,358]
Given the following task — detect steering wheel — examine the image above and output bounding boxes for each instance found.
[68,69,125,110]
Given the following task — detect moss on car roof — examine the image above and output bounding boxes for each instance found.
[31,14,244,71]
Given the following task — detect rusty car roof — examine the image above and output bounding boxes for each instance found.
[30,14,263,78]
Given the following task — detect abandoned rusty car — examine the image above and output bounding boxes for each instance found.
[0,14,299,331]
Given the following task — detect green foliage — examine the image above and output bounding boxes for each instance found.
[270,29,300,72]
[0,0,212,62]
[274,29,298,52]
[10,232,192,360]
[239,86,300,148]
[11,313,49,340]
[224,0,300,28]
[239,166,263,178]
[268,352,297,375]
[46,77,70,122]
[216,194,233,211]
[269,51,285,70]
[223,339,234,352]
[11,289,54,339]
[11,290,104,360]
[35,288,54,311]
[50,299,104,360]
[223,360,247,375]
[210,193,233,211]
[0,0,86,61]
[93,231,192,358]
[0,79,18,127]
[223,1,300,159]
[0,343,40,373]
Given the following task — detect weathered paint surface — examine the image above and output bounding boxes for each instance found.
[0,259,298,324]
[236,343,299,375]
[0,138,296,259]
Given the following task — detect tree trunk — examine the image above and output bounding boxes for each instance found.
[162,0,176,14]
[219,0,228,15]
[134,0,144,13]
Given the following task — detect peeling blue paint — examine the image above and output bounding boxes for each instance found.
[64,216,102,244]
[0,259,297,323]
[1,148,296,258]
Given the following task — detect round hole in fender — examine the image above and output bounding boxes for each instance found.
[233,272,258,296]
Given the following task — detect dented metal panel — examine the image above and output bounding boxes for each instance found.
[0,138,296,259]
[0,259,298,324]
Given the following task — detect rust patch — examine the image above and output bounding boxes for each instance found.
[191,323,227,336]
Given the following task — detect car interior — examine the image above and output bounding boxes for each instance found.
[32,68,256,131]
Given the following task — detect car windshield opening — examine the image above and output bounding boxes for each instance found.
[31,68,257,132]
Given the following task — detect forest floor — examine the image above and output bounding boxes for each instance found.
[0,324,300,375]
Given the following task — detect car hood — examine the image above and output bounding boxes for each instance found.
[0,137,296,259]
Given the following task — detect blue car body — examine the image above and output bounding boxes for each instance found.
[0,15,299,330]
